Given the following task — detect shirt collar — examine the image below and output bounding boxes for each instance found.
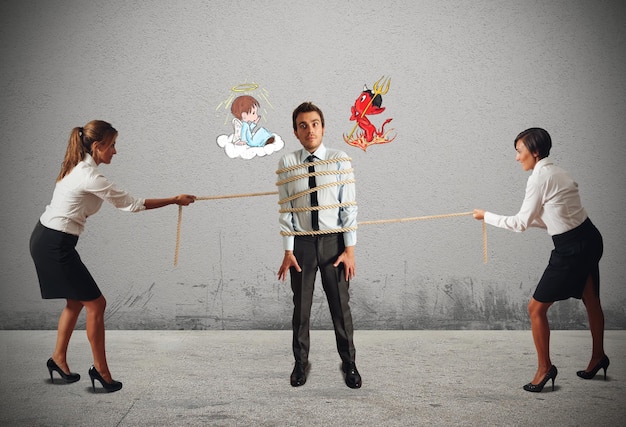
[532,157,552,175]
[83,153,97,167]
[301,143,327,162]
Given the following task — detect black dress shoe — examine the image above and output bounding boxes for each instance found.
[342,362,362,389]
[290,362,309,387]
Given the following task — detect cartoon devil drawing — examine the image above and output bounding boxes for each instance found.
[344,76,395,151]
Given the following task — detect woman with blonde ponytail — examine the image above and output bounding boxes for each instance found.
[30,120,196,393]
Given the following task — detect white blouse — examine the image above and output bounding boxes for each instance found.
[40,154,145,236]
[484,158,587,236]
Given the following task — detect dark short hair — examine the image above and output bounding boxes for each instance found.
[292,102,325,131]
[514,127,552,159]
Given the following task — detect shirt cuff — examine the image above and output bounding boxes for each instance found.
[483,211,500,228]
[343,230,357,247]
[282,235,295,251]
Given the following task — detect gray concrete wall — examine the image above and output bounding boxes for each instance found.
[1,0,624,330]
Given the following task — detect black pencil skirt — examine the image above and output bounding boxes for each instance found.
[533,218,603,303]
[29,221,102,301]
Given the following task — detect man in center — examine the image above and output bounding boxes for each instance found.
[277,101,361,389]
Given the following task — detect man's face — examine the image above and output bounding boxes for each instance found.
[294,111,324,153]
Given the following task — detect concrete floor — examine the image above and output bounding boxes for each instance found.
[0,330,624,426]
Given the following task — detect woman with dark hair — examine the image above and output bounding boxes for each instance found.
[30,120,196,392]
[473,127,607,392]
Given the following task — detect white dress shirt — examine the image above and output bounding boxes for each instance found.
[278,144,357,251]
[40,154,145,236]
[484,158,587,236]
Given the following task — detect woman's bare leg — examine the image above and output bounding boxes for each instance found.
[528,297,554,384]
[581,274,606,370]
[82,295,114,382]
[51,299,83,373]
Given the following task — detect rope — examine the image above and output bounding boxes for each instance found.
[359,211,473,225]
[280,201,357,213]
[275,168,354,186]
[482,219,488,264]
[275,157,352,174]
[174,205,182,266]
[280,226,358,236]
[279,211,473,233]
[277,179,356,205]
[196,191,278,201]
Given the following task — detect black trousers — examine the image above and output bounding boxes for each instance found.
[290,233,356,365]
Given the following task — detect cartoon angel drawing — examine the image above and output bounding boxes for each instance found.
[216,93,284,159]
[231,95,275,147]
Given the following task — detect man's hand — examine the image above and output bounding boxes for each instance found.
[278,251,301,282]
[333,246,356,281]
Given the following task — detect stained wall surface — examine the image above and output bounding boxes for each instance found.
[1,0,624,329]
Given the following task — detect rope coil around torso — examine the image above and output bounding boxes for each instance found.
[277,155,357,234]
[280,201,357,213]
[275,168,354,186]
[277,179,356,205]
[275,157,352,175]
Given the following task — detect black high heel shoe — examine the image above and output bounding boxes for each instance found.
[577,355,610,380]
[523,365,558,392]
[88,366,123,392]
[47,358,80,383]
